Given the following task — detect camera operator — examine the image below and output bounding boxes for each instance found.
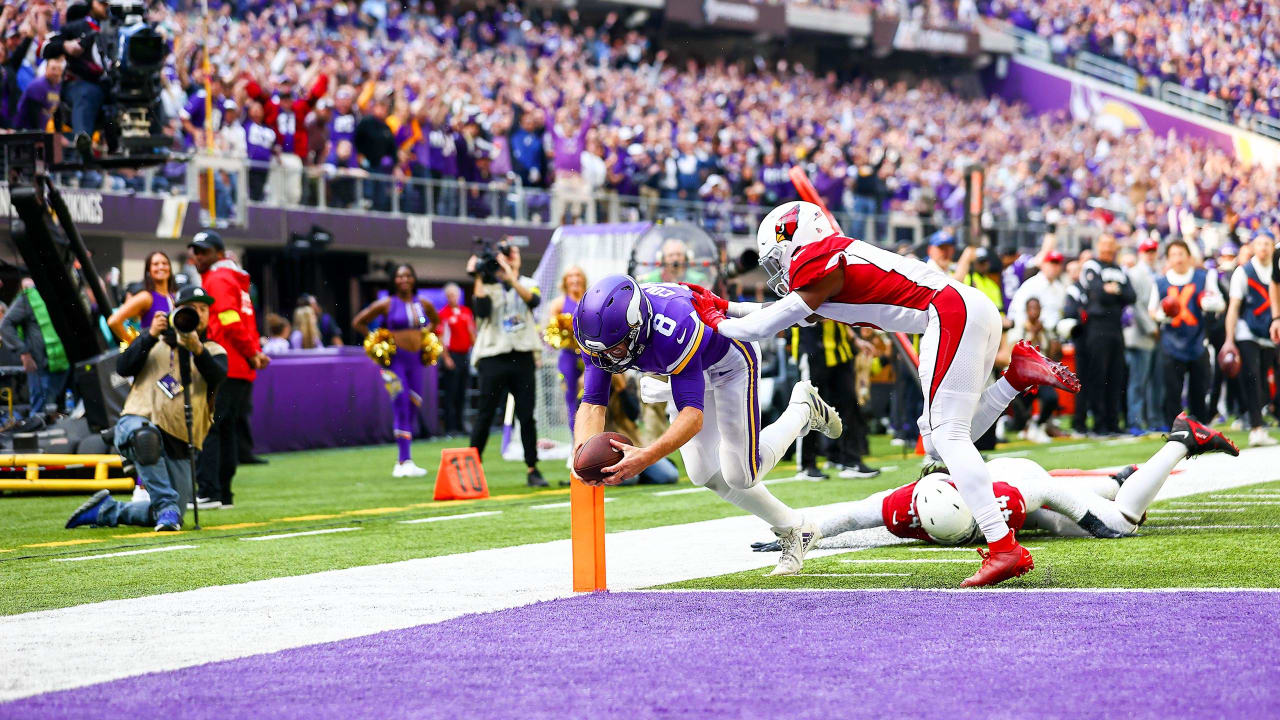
[43,0,111,174]
[466,240,545,487]
[64,286,226,532]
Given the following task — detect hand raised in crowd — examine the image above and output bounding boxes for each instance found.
[149,312,170,338]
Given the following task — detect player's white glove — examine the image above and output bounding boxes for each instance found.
[1201,292,1226,314]
[639,376,674,404]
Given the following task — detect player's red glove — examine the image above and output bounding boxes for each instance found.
[690,292,727,330]
[680,282,728,312]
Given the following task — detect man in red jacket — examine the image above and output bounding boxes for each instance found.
[188,229,270,508]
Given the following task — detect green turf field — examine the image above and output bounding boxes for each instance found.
[2,430,1278,615]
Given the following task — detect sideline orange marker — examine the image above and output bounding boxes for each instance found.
[433,448,489,501]
[570,478,606,592]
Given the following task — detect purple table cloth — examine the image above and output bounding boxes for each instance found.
[251,347,438,453]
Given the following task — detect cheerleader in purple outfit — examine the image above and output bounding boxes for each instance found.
[545,266,587,430]
[353,265,443,478]
[108,251,174,342]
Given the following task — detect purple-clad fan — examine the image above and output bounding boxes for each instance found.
[570,275,842,576]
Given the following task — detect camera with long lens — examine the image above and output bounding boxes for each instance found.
[104,0,169,156]
[161,305,200,347]
[470,237,510,284]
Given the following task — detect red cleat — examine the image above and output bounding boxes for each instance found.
[1168,413,1240,457]
[959,543,1034,588]
[1003,340,1081,394]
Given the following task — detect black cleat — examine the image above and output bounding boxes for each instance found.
[1110,464,1139,485]
[796,466,828,481]
[527,469,548,487]
[1167,413,1240,457]
[1076,510,1129,539]
[751,539,782,552]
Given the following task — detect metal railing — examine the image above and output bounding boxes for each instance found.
[1159,81,1231,123]
[1073,51,1141,92]
[1004,24,1050,61]
[1004,29,1280,143]
[1243,111,1280,142]
[34,154,1232,257]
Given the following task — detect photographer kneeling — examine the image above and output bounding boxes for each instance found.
[466,241,546,486]
[65,287,227,532]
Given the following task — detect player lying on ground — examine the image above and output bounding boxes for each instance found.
[570,275,842,575]
[687,200,1080,587]
[750,413,1239,551]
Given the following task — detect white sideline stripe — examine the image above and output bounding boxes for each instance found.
[653,487,706,497]
[51,545,197,563]
[793,573,911,577]
[769,476,818,486]
[399,511,503,524]
[1151,525,1280,530]
[838,558,974,565]
[622,587,1280,594]
[1148,508,1244,514]
[909,546,1043,552]
[1144,517,1200,521]
[239,528,360,541]
[1170,501,1280,506]
[529,499,615,510]
[879,465,900,472]
[4,445,1280,701]
[1212,494,1280,499]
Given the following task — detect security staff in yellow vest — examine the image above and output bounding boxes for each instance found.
[791,321,879,480]
[65,286,228,532]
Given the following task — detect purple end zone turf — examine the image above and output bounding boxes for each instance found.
[6,591,1279,719]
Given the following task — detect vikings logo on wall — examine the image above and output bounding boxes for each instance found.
[1069,83,1148,136]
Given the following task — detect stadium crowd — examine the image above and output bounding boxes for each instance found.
[5,0,1280,524]
[1,0,1278,240]
[983,0,1280,122]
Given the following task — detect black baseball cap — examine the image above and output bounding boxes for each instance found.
[188,229,224,252]
[175,286,215,306]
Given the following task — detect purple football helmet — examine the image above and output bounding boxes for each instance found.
[573,274,652,373]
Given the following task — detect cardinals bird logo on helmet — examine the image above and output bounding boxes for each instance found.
[756,201,836,297]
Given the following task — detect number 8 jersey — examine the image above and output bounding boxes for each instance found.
[581,283,732,412]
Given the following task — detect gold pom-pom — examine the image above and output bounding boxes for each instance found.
[543,312,578,351]
[420,329,444,366]
[364,328,397,368]
[118,325,141,350]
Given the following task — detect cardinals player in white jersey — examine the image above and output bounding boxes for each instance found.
[688,201,1080,587]
[750,413,1239,552]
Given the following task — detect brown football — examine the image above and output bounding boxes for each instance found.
[1218,346,1242,379]
[574,432,633,484]
[1161,295,1180,318]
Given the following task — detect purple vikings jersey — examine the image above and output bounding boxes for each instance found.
[582,284,730,412]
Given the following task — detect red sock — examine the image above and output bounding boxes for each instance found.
[988,533,1017,553]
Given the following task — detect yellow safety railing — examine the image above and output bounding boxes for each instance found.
[0,454,134,492]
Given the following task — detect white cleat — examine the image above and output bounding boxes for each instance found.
[790,380,843,439]
[1249,427,1278,447]
[771,520,822,576]
[393,460,430,478]
[131,485,151,504]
